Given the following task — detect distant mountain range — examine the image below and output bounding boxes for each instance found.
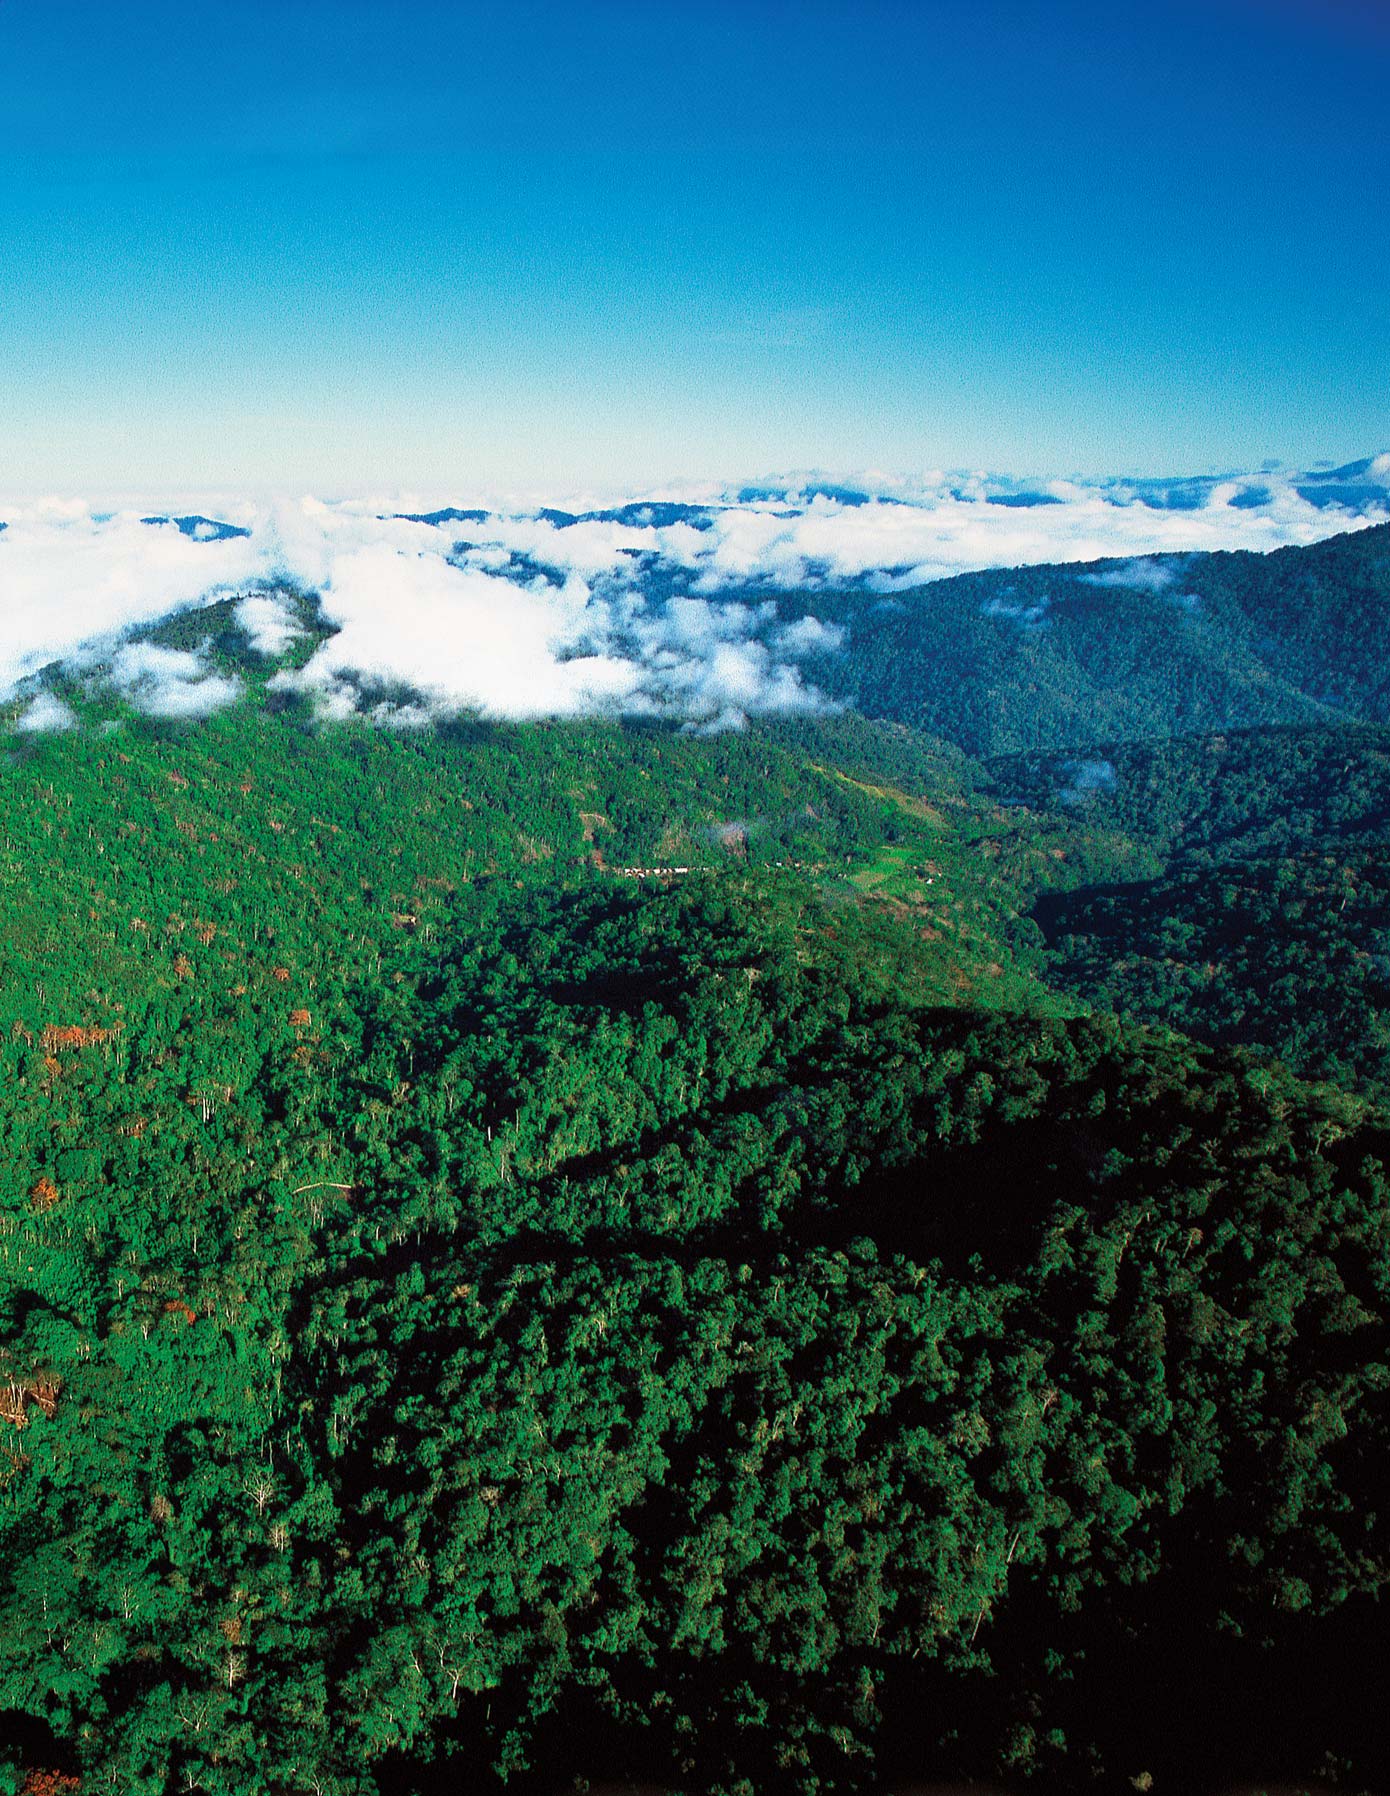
[260,452,1390,546]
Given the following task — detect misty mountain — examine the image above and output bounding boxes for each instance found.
[384,452,1390,535]
[138,513,252,541]
[3,455,1387,733]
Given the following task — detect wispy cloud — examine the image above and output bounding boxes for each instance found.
[106,642,242,718]
[235,592,305,657]
[1058,757,1118,806]
[14,691,77,734]
[1081,557,1177,593]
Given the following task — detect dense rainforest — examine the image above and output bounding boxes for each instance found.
[4,525,1390,1796]
[794,519,1390,755]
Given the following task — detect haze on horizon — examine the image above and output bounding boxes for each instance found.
[1,0,1387,495]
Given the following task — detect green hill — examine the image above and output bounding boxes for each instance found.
[790,520,1390,755]
[986,722,1390,1099]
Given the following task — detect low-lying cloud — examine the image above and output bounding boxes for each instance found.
[1081,557,1178,593]
[106,642,242,719]
[0,457,1384,729]
[0,506,262,693]
[236,592,305,657]
[268,543,640,723]
[981,591,1051,629]
[14,691,77,734]
[1057,758,1118,806]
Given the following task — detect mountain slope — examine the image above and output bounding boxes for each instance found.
[3,821,1389,1796]
[790,520,1390,754]
[983,722,1390,1098]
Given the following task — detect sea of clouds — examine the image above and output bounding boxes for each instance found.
[1,457,1386,730]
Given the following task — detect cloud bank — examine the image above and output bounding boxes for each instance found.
[0,457,1384,728]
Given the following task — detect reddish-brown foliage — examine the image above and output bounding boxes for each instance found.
[40,1024,114,1051]
[29,1176,59,1213]
[163,1300,198,1326]
[288,1007,312,1028]
[271,966,291,983]
[21,1769,80,1795]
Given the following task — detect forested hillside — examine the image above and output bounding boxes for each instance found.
[792,521,1390,755]
[4,527,1390,1796]
[987,723,1390,1101]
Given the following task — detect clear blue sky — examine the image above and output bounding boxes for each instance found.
[1,0,1386,493]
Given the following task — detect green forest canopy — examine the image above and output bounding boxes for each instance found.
[5,525,1390,1796]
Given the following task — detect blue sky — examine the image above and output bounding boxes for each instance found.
[0,0,1386,493]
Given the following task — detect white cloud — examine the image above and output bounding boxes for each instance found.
[0,503,261,694]
[107,642,241,718]
[14,691,77,733]
[982,592,1051,627]
[656,636,827,727]
[1079,557,1206,613]
[265,549,836,727]
[1082,557,1177,593]
[773,614,844,655]
[1058,757,1117,806]
[270,544,642,722]
[235,592,304,656]
[678,471,1386,589]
